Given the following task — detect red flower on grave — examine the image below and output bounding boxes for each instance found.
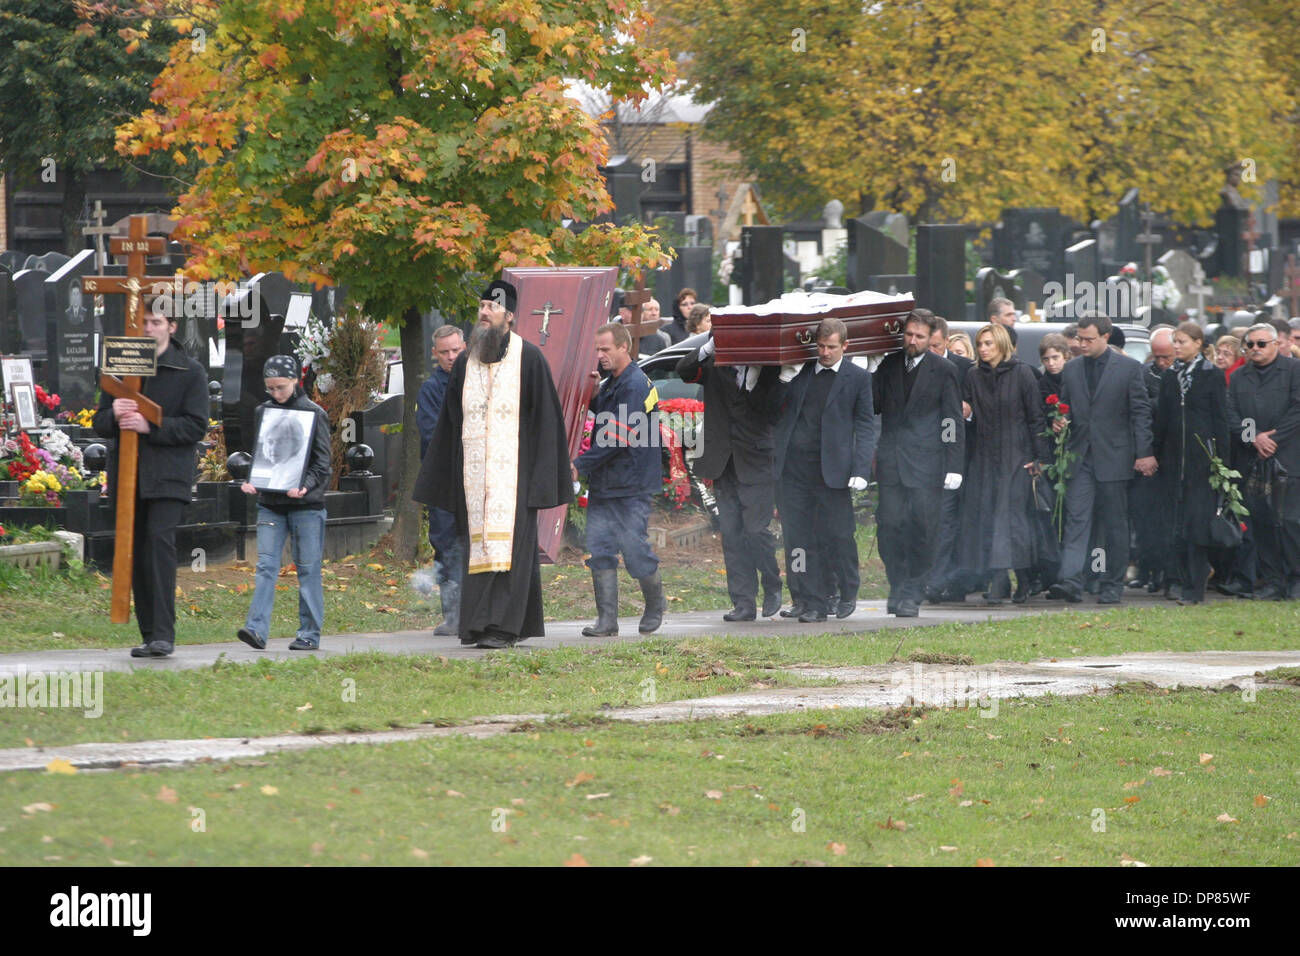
[34,386,60,411]
[1240,522,1248,532]
[1045,394,1059,405]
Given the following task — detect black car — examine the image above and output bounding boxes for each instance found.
[948,321,1152,366]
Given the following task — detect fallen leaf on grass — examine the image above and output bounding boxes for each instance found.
[704,790,723,800]
[905,793,926,802]
[22,802,54,814]
[1120,853,1149,867]
[45,759,77,775]
[1216,813,1239,824]
[366,563,384,572]
[1123,796,1140,805]
[585,793,611,800]
[827,841,847,855]
[1254,794,1269,808]
[1199,753,1214,764]
[659,803,680,816]
[411,848,429,860]
[975,858,995,867]
[876,817,906,831]
[260,785,279,796]
[1122,779,1146,790]
[958,800,974,807]
[296,702,313,712]
[445,790,464,798]
[563,853,590,867]
[511,798,525,806]
[938,845,958,852]
[629,855,653,866]
[1151,767,1173,777]
[949,779,964,797]
[155,786,178,804]
[566,772,595,788]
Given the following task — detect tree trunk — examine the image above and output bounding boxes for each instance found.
[61,169,87,258]
[390,306,426,562]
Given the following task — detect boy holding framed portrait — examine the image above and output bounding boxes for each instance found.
[236,355,333,651]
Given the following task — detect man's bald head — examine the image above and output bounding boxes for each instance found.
[1149,326,1175,371]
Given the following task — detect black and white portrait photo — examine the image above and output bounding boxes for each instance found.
[12,382,37,430]
[248,406,315,492]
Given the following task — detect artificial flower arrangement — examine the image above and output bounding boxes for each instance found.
[2,431,103,506]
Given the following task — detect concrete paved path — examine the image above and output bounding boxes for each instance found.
[0,591,1191,679]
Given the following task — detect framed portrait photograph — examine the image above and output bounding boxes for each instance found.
[12,382,38,430]
[1,355,34,405]
[248,406,316,492]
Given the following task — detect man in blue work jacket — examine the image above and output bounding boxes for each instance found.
[416,324,466,635]
[572,322,666,636]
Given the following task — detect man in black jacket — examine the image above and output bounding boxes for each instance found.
[1047,315,1156,604]
[92,311,207,658]
[677,336,789,621]
[773,318,876,621]
[573,323,666,636]
[1227,323,1300,599]
[924,316,976,601]
[872,309,965,617]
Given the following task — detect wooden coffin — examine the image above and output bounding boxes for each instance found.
[710,291,915,365]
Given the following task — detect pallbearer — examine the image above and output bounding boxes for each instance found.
[572,323,666,636]
[91,310,206,657]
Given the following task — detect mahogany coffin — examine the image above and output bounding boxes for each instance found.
[710,291,915,366]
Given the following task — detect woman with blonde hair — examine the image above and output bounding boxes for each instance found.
[958,323,1051,604]
[947,331,973,359]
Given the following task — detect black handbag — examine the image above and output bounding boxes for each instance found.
[1031,474,1055,513]
[1208,494,1245,550]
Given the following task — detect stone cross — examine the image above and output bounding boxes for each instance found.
[1188,266,1214,318]
[81,201,116,271]
[80,215,179,624]
[740,190,759,227]
[712,183,728,221]
[1136,204,1161,279]
[1276,254,1300,318]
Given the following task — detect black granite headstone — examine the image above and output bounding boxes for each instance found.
[311,285,345,324]
[976,267,1025,319]
[0,251,24,274]
[44,249,99,413]
[1115,188,1141,263]
[1013,266,1047,308]
[23,251,70,275]
[1064,238,1099,288]
[739,226,785,305]
[1214,204,1247,278]
[686,215,714,248]
[13,268,49,363]
[847,216,908,291]
[601,158,641,227]
[993,208,1065,286]
[915,224,967,322]
[657,246,713,308]
[0,267,17,355]
[220,281,287,454]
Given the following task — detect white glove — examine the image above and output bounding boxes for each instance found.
[698,336,715,359]
[943,473,963,491]
[847,476,868,491]
[779,363,800,383]
[572,481,581,495]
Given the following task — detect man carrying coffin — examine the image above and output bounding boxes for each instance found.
[92,309,207,658]
[414,280,572,649]
[773,318,876,622]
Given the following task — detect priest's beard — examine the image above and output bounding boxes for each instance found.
[469,322,508,364]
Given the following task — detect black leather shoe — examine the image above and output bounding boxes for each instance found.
[886,597,898,615]
[130,641,173,658]
[1097,589,1122,605]
[236,627,266,650]
[1146,579,1162,593]
[797,609,828,623]
[761,590,783,618]
[475,633,513,649]
[1253,585,1284,602]
[835,600,855,619]
[1164,583,1182,601]
[723,607,756,622]
[894,600,919,618]
[938,589,967,603]
[1126,577,1148,589]
[780,602,807,618]
[1287,580,1300,601]
[924,589,944,605]
[1047,583,1083,603]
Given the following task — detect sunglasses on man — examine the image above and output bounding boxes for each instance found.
[1245,339,1274,349]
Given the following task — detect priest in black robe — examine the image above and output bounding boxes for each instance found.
[413,279,572,648]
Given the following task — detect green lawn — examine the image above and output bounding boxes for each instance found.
[3,688,1294,866]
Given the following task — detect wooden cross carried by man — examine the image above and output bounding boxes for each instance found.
[81,215,183,623]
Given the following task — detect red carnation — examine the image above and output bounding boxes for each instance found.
[1045,394,1059,404]
[1057,403,1070,415]
[1240,522,1248,532]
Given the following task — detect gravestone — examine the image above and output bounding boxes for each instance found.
[44,249,99,412]
[1065,238,1099,289]
[1157,249,1198,306]
[0,251,25,274]
[846,215,908,291]
[652,212,689,247]
[1115,189,1141,264]
[686,215,713,248]
[1013,266,1047,308]
[739,225,785,305]
[976,267,1025,319]
[0,268,17,355]
[861,211,909,248]
[601,157,641,227]
[13,269,49,363]
[311,285,345,324]
[23,251,70,275]
[220,281,288,454]
[866,274,916,296]
[915,224,967,322]
[993,208,1065,286]
[350,394,403,506]
[672,246,714,304]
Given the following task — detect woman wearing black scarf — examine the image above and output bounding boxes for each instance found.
[958,324,1052,603]
[1154,321,1230,604]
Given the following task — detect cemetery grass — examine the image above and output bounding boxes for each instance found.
[2,687,1295,866]
[6,602,1300,751]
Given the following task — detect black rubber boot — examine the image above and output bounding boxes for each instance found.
[582,568,619,636]
[637,570,666,634]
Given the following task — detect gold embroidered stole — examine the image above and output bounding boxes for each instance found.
[462,332,524,573]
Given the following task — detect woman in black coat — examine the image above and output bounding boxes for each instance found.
[1154,321,1230,604]
[959,324,1053,603]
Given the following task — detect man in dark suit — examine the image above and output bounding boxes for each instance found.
[872,309,965,617]
[678,338,789,620]
[1047,315,1156,604]
[773,318,876,621]
[924,316,976,601]
[1227,323,1300,599]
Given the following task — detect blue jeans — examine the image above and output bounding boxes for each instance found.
[585,495,658,579]
[245,505,327,645]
